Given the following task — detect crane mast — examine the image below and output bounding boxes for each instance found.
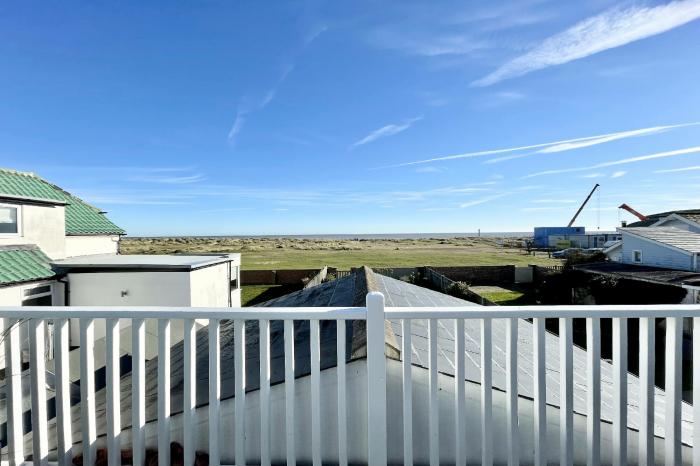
[567,183,600,227]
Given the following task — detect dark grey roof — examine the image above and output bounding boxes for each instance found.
[93,267,479,427]
[574,261,700,286]
[622,227,700,253]
[627,209,700,227]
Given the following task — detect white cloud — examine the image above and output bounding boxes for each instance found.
[383,122,698,168]
[129,174,206,184]
[532,199,577,204]
[473,0,700,86]
[415,166,442,173]
[654,165,700,173]
[351,117,422,148]
[523,146,700,178]
[539,126,673,153]
[460,193,510,208]
[611,170,628,178]
[227,109,247,144]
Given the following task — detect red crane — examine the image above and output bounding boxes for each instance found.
[618,203,648,221]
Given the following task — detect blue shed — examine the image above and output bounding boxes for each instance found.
[533,226,586,247]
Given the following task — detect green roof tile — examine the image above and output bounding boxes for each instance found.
[0,169,125,236]
[0,246,55,285]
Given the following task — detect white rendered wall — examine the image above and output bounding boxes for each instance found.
[0,203,66,259]
[67,271,192,345]
[189,263,232,307]
[65,235,120,257]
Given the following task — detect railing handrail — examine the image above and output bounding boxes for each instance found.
[386,304,700,319]
[0,306,367,320]
[3,304,700,320]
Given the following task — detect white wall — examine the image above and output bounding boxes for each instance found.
[65,235,120,257]
[621,233,693,270]
[190,263,234,307]
[0,203,66,259]
[67,271,192,344]
[68,271,192,306]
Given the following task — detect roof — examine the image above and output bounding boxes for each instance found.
[574,261,700,287]
[603,240,622,254]
[621,226,700,254]
[0,245,55,285]
[1,267,695,447]
[52,253,235,271]
[627,209,700,227]
[0,168,125,236]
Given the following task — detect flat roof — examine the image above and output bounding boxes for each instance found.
[52,253,237,270]
[574,261,700,287]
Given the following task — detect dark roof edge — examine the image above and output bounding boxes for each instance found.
[349,266,401,361]
[0,194,67,206]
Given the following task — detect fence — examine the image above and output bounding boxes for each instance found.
[423,267,498,306]
[1,299,700,465]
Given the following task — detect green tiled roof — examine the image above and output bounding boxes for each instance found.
[0,246,55,285]
[0,168,125,235]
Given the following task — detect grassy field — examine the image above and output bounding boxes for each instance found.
[121,236,560,269]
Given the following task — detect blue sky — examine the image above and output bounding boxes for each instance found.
[2,1,700,235]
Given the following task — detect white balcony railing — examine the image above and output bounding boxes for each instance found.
[1,295,699,466]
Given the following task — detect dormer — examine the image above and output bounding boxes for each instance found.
[0,194,67,259]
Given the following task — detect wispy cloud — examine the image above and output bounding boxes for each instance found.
[129,174,206,184]
[415,166,442,173]
[532,199,577,204]
[460,193,510,208]
[611,170,627,178]
[523,146,700,178]
[654,165,700,173]
[581,172,605,178]
[351,116,422,148]
[227,25,326,146]
[227,109,247,145]
[473,0,700,86]
[382,121,698,168]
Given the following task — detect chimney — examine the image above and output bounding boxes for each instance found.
[621,220,628,227]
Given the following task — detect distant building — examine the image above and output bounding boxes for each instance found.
[533,226,620,249]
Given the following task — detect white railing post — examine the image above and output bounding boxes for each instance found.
[366,292,387,466]
[5,319,24,466]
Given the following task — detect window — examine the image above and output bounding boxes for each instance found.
[22,283,53,306]
[633,250,643,263]
[231,265,240,289]
[0,204,19,235]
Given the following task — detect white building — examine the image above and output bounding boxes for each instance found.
[0,168,241,363]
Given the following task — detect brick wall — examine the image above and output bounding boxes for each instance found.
[429,265,515,285]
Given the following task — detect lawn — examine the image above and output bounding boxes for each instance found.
[241,284,303,306]
[121,236,560,270]
[469,285,536,305]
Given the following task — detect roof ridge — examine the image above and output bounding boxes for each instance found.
[0,167,38,178]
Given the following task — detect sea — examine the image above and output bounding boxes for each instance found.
[138,232,531,240]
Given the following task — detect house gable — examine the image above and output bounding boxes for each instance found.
[653,213,700,233]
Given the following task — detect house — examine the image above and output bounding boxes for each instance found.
[618,227,700,272]
[1,168,126,308]
[0,167,241,364]
[6,267,691,465]
[584,226,700,304]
